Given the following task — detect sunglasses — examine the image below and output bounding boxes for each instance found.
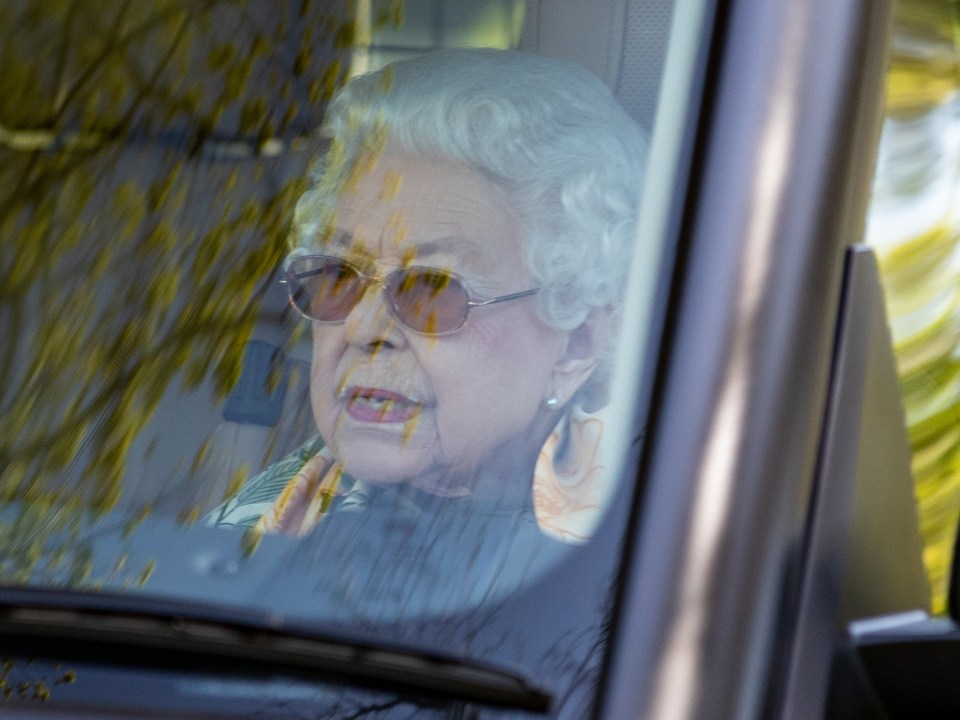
[283,254,540,336]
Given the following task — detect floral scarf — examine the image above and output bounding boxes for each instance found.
[210,406,610,543]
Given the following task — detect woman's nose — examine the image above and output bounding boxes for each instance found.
[343,282,405,351]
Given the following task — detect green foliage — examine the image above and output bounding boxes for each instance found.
[0,0,401,586]
[874,0,960,613]
[0,658,76,703]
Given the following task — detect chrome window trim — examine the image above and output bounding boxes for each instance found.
[601,1,898,718]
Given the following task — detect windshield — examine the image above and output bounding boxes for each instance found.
[0,0,703,716]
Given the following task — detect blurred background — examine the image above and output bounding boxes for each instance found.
[868,0,960,613]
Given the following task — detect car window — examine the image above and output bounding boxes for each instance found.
[867,0,960,614]
[0,0,705,717]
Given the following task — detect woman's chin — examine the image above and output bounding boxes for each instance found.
[334,437,433,487]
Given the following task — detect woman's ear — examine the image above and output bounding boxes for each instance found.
[548,307,612,409]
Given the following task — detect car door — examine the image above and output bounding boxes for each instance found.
[1,1,949,719]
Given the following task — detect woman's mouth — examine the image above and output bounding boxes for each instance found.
[342,387,421,423]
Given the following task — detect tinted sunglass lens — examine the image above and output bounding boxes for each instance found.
[288,257,364,322]
[389,269,469,334]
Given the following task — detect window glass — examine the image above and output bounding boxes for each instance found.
[351,0,525,75]
[0,0,698,716]
[867,0,960,613]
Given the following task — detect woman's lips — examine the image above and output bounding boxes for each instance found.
[342,387,421,423]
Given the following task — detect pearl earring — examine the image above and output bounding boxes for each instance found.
[545,395,560,410]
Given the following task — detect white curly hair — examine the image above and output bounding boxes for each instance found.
[292,48,648,357]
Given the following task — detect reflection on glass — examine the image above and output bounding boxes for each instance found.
[0,1,665,716]
[210,47,647,562]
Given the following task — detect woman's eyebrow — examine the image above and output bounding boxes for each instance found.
[317,229,379,265]
[321,231,491,270]
[321,229,357,251]
[409,237,487,265]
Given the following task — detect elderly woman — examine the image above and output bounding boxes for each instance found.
[209,48,647,544]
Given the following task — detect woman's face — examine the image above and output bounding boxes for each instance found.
[309,150,569,498]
